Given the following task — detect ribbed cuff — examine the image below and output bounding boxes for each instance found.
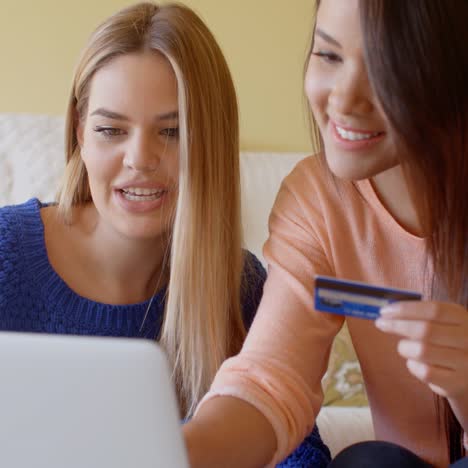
[195,389,284,467]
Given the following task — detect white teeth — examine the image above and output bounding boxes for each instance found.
[122,192,164,202]
[335,125,380,141]
[121,187,165,202]
[123,187,164,196]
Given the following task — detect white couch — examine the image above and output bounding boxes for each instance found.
[0,112,374,458]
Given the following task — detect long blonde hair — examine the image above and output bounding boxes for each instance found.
[57,2,246,418]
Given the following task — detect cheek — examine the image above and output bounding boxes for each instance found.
[304,63,329,123]
[159,147,180,184]
[81,140,120,188]
[169,154,179,182]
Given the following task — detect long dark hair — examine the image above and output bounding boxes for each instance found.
[309,0,467,462]
[359,1,467,461]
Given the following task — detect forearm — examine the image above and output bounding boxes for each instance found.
[183,396,276,468]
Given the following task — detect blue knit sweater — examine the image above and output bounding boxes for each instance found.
[0,198,330,467]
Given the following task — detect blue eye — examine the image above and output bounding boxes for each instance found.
[311,50,342,64]
[160,127,179,139]
[93,126,125,138]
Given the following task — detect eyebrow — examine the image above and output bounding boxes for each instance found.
[315,28,342,48]
[90,108,179,121]
[156,110,179,121]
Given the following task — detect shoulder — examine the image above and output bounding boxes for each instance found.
[275,154,340,214]
[264,156,341,280]
[0,198,44,309]
[0,198,42,246]
[270,154,360,240]
[271,155,328,221]
[267,156,331,248]
[240,250,266,330]
[282,154,329,193]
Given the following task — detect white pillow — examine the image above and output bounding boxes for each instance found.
[0,113,65,206]
[240,151,307,264]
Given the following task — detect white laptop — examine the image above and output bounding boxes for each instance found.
[0,332,189,468]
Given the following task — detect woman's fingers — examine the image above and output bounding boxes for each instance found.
[379,301,466,324]
[397,340,467,370]
[375,300,468,399]
[376,319,467,348]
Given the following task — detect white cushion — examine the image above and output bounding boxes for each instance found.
[240,152,307,264]
[0,113,65,207]
[317,406,374,458]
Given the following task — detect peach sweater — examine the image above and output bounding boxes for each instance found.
[199,156,456,467]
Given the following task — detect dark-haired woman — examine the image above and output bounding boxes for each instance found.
[183,0,468,466]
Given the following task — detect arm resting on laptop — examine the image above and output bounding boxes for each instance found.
[183,395,276,468]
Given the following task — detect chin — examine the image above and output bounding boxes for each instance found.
[116,222,167,242]
[324,151,397,182]
[325,157,369,181]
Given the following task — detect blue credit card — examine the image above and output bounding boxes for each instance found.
[314,275,421,320]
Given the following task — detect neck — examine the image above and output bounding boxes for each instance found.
[73,204,169,304]
[371,165,423,236]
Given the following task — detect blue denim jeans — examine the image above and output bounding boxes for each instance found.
[328,441,468,468]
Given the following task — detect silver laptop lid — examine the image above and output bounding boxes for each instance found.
[0,332,189,468]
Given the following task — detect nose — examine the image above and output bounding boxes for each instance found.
[123,132,160,172]
[328,62,374,117]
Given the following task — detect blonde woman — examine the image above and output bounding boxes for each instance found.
[0,2,330,466]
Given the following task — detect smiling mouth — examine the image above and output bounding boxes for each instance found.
[335,124,384,141]
[119,187,167,201]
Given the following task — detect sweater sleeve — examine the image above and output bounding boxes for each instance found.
[196,159,345,465]
[240,250,267,330]
[276,424,330,467]
[0,205,23,317]
[240,250,332,468]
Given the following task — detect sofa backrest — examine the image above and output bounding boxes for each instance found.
[0,114,65,208]
[240,152,307,262]
[0,113,307,264]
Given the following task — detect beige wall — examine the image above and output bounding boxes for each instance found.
[1,1,316,152]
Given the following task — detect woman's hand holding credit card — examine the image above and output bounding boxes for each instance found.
[315,275,468,409]
[376,298,468,405]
